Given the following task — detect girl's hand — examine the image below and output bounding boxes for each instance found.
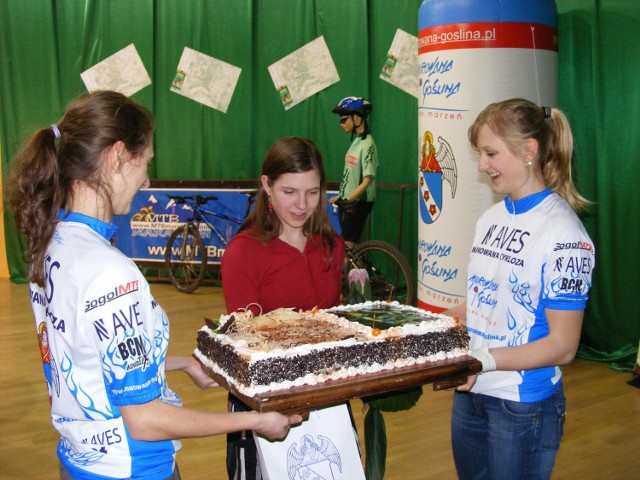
[456,374,478,392]
[254,412,304,440]
[187,359,218,389]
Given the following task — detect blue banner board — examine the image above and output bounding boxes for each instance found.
[113,188,340,264]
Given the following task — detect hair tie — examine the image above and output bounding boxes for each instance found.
[542,106,551,119]
[51,123,61,139]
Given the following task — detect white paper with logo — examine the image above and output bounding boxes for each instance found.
[254,404,365,480]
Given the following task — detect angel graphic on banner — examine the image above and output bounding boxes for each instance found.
[418,130,457,224]
[287,434,342,480]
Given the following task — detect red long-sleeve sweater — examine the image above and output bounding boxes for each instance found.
[221,230,345,314]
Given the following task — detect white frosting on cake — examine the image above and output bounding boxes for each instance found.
[194,347,468,396]
[195,301,467,396]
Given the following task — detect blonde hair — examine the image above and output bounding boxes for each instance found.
[468,98,591,212]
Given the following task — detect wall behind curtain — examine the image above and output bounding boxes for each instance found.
[1,0,638,361]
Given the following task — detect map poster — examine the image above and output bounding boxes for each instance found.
[80,44,151,97]
[268,36,340,110]
[380,29,419,98]
[170,47,242,113]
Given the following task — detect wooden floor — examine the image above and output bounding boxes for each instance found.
[1,279,638,479]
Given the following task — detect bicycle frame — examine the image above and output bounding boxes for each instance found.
[168,192,254,247]
[185,205,241,247]
[342,239,416,306]
[164,192,256,293]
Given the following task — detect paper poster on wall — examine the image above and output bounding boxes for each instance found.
[268,36,340,110]
[380,29,419,98]
[80,44,151,96]
[170,47,242,113]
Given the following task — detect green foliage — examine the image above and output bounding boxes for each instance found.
[364,386,423,412]
[364,406,387,480]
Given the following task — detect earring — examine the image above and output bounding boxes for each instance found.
[525,159,533,166]
[267,195,273,213]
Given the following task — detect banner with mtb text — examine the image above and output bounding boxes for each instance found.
[113,188,341,264]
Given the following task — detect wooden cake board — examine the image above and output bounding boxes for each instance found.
[197,356,482,415]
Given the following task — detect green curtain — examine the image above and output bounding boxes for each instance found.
[556,0,640,365]
[1,0,638,362]
[0,0,420,281]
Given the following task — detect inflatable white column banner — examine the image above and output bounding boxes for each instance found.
[417,0,558,312]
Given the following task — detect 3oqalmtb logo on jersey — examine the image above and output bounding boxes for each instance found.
[85,280,141,312]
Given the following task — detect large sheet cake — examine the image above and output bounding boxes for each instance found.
[194,301,469,396]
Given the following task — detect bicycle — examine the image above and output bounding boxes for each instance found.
[165,191,416,304]
[342,239,417,306]
[333,198,416,306]
[164,191,256,293]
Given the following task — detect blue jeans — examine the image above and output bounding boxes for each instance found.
[451,386,566,480]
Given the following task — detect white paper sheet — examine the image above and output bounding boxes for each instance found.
[255,404,365,480]
[170,47,242,113]
[80,44,151,97]
[268,36,340,110]
[380,29,419,98]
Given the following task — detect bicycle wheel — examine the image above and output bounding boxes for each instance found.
[165,224,207,293]
[344,240,416,306]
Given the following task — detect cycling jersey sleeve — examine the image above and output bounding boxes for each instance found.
[83,261,161,406]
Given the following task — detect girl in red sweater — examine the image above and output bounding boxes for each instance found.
[220,136,346,480]
[222,136,345,315]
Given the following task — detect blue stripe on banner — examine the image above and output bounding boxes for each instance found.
[419,0,557,28]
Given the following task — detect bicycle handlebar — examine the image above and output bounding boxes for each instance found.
[166,194,218,206]
[166,190,257,209]
[244,190,258,203]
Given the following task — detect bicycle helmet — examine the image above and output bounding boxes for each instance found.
[332,96,373,118]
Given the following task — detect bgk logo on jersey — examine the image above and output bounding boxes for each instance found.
[559,277,584,293]
[118,335,150,372]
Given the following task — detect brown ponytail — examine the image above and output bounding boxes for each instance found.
[7,91,154,286]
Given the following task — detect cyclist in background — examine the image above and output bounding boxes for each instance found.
[329,96,379,247]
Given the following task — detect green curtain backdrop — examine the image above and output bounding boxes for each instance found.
[0,0,421,283]
[556,0,640,364]
[1,0,638,362]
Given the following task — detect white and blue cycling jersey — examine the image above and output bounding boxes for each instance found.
[466,189,595,402]
[31,211,181,480]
